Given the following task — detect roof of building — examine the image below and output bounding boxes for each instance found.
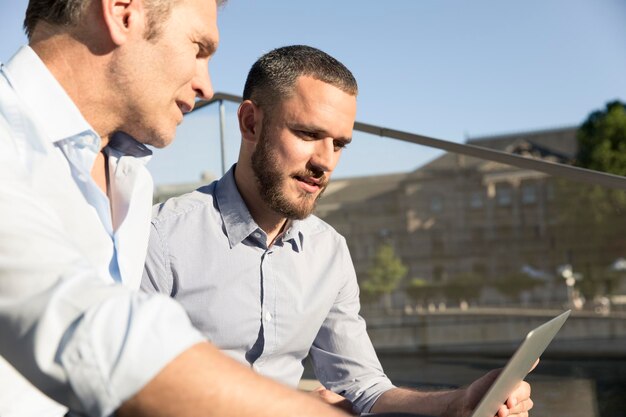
[414,125,578,174]
[316,172,408,212]
[468,125,578,157]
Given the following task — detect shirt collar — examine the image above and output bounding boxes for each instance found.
[215,165,306,251]
[4,45,99,145]
[107,131,153,161]
[282,219,306,252]
[215,165,261,248]
[5,46,152,163]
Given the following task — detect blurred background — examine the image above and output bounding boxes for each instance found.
[3,1,626,415]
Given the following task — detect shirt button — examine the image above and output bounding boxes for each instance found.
[254,232,262,238]
[265,311,272,322]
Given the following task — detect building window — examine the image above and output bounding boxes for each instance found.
[431,229,444,254]
[497,225,512,240]
[469,191,484,209]
[405,184,419,196]
[546,183,555,201]
[471,227,484,245]
[472,262,487,276]
[433,265,445,283]
[430,195,443,213]
[497,186,512,207]
[522,184,537,204]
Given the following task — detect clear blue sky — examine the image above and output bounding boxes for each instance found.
[2,0,625,184]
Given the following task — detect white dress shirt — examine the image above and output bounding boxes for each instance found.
[0,46,204,417]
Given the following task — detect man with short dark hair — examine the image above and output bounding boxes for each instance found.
[0,3,351,417]
[143,45,535,417]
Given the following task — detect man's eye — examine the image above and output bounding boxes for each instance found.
[195,43,208,58]
[334,141,348,151]
[299,131,317,139]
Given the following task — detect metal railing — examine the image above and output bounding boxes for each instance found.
[193,93,626,190]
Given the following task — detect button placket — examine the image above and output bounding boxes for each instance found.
[259,248,276,358]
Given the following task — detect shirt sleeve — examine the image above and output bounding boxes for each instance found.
[309,236,395,414]
[141,215,175,296]
[0,119,204,417]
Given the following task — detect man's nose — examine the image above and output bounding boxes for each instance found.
[192,60,214,101]
[310,138,337,173]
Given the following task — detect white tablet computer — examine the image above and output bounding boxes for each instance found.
[470,309,571,417]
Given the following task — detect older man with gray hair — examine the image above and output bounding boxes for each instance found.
[0,2,352,417]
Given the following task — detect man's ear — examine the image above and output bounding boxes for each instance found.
[101,0,147,46]
[238,100,262,143]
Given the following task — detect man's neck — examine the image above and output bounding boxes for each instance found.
[30,28,115,199]
[264,219,289,248]
[245,198,288,247]
[30,26,117,142]
[90,148,110,196]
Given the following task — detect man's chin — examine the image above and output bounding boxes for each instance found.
[286,199,318,220]
[121,124,174,148]
[143,130,175,149]
[150,138,173,149]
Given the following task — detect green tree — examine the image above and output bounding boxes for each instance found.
[570,100,626,222]
[361,243,408,312]
[577,267,623,299]
[406,274,484,306]
[576,101,626,176]
[443,273,484,304]
[405,278,441,305]
[551,101,626,296]
[492,272,542,301]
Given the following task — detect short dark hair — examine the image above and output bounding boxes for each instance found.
[242,45,358,114]
[23,0,227,40]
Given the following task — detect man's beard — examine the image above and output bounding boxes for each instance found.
[251,122,328,220]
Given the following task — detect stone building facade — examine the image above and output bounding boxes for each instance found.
[317,126,626,309]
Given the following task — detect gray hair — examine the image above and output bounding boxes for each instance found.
[242,45,358,115]
[24,0,227,40]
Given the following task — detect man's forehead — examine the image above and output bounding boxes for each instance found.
[287,76,355,103]
[275,77,356,137]
[176,0,219,39]
[299,76,355,107]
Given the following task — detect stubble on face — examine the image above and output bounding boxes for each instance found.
[104,0,218,148]
[104,26,178,148]
[251,119,329,220]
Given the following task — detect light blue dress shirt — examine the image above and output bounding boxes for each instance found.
[0,46,204,417]
[142,166,395,413]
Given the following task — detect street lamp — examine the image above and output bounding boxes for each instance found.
[558,264,582,309]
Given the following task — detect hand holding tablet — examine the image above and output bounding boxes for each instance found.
[469,310,570,417]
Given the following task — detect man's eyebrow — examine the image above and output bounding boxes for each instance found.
[198,37,218,56]
[289,123,326,136]
[289,123,353,143]
[338,136,353,144]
